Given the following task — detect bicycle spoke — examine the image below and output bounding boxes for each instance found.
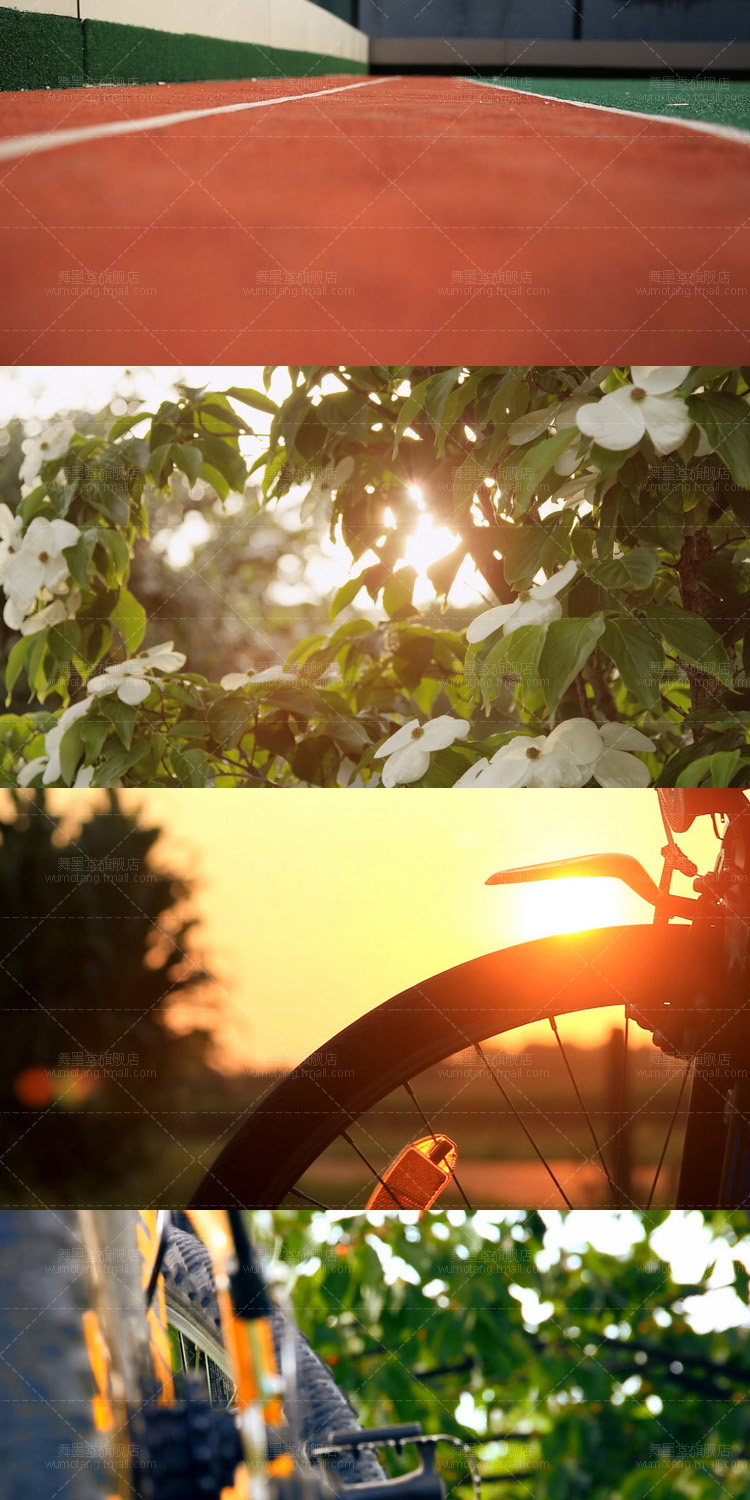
[646,1057,693,1209]
[340,1129,407,1208]
[473,1043,572,1208]
[613,1015,630,1204]
[402,1079,473,1210]
[289,1186,328,1209]
[548,1017,616,1202]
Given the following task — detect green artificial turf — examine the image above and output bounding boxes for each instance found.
[486,75,750,133]
[0,10,85,91]
[0,10,366,91]
[84,20,366,85]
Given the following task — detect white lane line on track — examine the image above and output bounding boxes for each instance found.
[0,74,393,164]
[467,77,750,147]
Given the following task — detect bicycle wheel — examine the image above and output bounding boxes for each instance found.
[191,924,742,1210]
[163,1225,384,1483]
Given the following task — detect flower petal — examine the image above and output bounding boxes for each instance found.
[381,744,431,787]
[478,753,533,788]
[421,716,471,752]
[593,749,651,788]
[17,756,47,787]
[3,551,44,611]
[19,599,67,636]
[576,388,646,451]
[117,676,152,705]
[466,603,518,644]
[48,518,81,553]
[631,366,691,396]
[505,597,562,634]
[641,395,693,455]
[531,558,578,600]
[453,758,491,787]
[86,675,118,697]
[598,722,654,753]
[220,673,252,691]
[546,717,602,766]
[374,720,420,758]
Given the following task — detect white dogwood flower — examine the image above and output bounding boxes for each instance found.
[454,718,652,788]
[220,665,296,690]
[466,559,578,644]
[576,367,692,454]
[0,505,24,580]
[375,715,470,787]
[19,420,76,490]
[2,516,80,624]
[17,589,82,637]
[17,698,93,787]
[87,641,186,707]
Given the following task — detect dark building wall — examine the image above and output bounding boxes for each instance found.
[357,0,750,40]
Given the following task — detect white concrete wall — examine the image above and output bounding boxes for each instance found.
[1,1,78,14]
[78,0,368,60]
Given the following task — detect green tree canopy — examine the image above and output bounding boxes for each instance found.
[263,1209,750,1500]
[2,367,749,788]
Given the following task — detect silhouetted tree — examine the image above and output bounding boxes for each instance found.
[0,790,215,1202]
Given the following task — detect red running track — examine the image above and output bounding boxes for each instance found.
[0,74,749,365]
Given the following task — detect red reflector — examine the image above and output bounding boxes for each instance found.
[365,1135,458,1210]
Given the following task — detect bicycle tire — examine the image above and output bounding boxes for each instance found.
[163,1227,385,1484]
[191,924,735,1206]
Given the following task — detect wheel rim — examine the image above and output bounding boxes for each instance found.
[193,923,740,1209]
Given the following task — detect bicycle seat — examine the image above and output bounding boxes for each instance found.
[486,853,660,906]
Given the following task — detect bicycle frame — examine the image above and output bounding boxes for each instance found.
[86,1210,457,1500]
[487,791,750,1207]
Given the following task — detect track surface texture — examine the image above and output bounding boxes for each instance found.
[1,74,749,364]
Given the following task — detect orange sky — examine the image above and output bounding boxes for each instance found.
[38,789,720,1071]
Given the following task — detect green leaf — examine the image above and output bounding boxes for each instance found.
[224,386,278,415]
[594,545,660,592]
[539,614,605,713]
[58,721,85,786]
[90,486,130,529]
[291,733,339,786]
[79,715,109,762]
[383,566,417,620]
[107,412,151,440]
[689,390,750,486]
[110,588,147,654]
[5,636,33,700]
[515,428,578,511]
[98,695,138,749]
[392,377,431,456]
[330,570,369,621]
[646,607,733,687]
[96,529,131,587]
[709,749,742,785]
[148,443,174,486]
[207,694,252,749]
[64,529,98,590]
[472,624,548,709]
[171,443,203,487]
[500,525,550,589]
[170,747,211,787]
[198,435,247,493]
[92,739,150,785]
[601,617,663,710]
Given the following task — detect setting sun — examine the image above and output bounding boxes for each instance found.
[516,876,632,941]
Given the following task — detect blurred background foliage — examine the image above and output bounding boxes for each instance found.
[259,1209,750,1500]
